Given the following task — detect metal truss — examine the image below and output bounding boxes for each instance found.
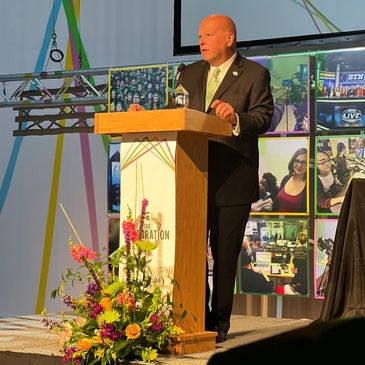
[0,68,109,136]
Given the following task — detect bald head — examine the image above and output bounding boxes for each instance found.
[203,14,237,41]
[199,14,237,66]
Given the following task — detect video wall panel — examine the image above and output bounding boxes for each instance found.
[316,49,365,132]
[254,55,311,134]
[315,135,365,215]
[252,137,309,215]
[240,217,309,297]
[314,219,338,299]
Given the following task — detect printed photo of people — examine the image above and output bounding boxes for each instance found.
[253,55,310,134]
[240,218,309,296]
[314,219,338,299]
[108,65,168,112]
[251,137,309,214]
[316,49,365,131]
[316,135,365,215]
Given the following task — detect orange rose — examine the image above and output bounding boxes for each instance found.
[125,323,141,340]
[99,297,113,311]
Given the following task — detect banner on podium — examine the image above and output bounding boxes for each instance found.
[120,132,177,293]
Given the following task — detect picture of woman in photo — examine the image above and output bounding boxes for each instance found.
[316,149,344,214]
[277,148,307,212]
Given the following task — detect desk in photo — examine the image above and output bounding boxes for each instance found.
[254,263,294,291]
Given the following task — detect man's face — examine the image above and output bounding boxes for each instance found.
[259,178,267,191]
[153,93,159,103]
[198,18,232,66]
[133,94,140,103]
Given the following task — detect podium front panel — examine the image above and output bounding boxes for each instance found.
[120,132,177,293]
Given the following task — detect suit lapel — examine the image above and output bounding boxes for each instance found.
[207,54,246,111]
[198,62,210,112]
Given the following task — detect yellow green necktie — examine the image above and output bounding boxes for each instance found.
[205,68,221,111]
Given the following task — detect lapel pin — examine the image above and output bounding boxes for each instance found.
[233,71,238,76]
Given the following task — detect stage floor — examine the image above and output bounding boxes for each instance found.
[0,314,312,364]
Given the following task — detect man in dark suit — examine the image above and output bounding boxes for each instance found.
[177,14,273,342]
[130,14,273,342]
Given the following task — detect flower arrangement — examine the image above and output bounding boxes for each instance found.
[42,199,184,364]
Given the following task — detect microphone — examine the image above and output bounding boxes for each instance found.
[170,63,188,109]
[177,62,185,72]
[174,63,185,85]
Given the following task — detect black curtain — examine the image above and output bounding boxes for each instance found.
[320,178,365,320]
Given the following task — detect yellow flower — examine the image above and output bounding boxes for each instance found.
[73,350,83,359]
[99,297,113,311]
[104,281,124,296]
[149,350,158,361]
[104,338,113,347]
[95,348,105,359]
[92,336,103,345]
[77,338,93,351]
[141,347,158,362]
[170,325,185,335]
[125,323,141,340]
[97,309,120,324]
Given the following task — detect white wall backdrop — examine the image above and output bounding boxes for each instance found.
[0,0,195,316]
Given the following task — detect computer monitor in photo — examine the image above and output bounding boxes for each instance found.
[334,104,365,128]
[108,142,120,213]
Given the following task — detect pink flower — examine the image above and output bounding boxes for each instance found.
[63,346,77,363]
[150,313,163,332]
[141,198,149,211]
[70,242,97,264]
[88,303,103,319]
[122,220,139,242]
[100,323,121,341]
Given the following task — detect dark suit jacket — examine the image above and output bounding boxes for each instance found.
[177,53,273,205]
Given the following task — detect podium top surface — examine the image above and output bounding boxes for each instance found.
[94,108,232,137]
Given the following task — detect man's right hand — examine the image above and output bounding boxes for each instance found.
[128,103,145,112]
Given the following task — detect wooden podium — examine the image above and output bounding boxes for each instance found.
[94,109,231,354]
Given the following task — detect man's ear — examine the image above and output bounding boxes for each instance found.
[226,32,234,47]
